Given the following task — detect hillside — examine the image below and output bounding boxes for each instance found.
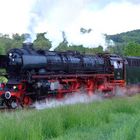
[106,29,140,45]
[105,29,140,56]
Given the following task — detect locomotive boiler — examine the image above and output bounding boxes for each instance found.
[7,42,108,76]
[0,42,139,109]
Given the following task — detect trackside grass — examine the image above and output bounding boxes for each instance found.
[0,95,140,140]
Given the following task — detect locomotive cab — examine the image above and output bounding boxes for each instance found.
[110,55,125,80]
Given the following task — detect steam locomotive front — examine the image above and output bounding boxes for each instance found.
[7,43,47,74]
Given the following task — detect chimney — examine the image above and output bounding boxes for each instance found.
[22,42,35,54]
[23,42,33,49]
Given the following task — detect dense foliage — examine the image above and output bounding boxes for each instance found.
[0,29,139,56]
[106,30,140,56]
[106,29,140,44]
[0,33,104,55]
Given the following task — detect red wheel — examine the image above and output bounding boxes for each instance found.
[87,80,95,96]
[23,96,32,106]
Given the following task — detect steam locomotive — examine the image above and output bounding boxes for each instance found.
[0,42,140,109]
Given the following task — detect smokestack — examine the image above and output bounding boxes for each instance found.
[22,42,35,54]
[22,34,33,50]
[23,42,33,48]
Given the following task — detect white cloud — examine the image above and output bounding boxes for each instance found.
[62,1,140,34]
[0,0,140,34]
[0,0,140,49]
[0,0,34,33]
[91,2,140,34]
[45,1,140,50]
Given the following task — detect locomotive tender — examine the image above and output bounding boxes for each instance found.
[0,42,140,108]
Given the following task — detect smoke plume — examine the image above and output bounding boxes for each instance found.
[34,85,140,110]
[27,0,108,50]
[35,92,103,110]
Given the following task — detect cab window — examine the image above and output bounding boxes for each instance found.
[111,60,123,69]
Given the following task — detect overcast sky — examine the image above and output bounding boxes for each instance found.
[0,0,140,49]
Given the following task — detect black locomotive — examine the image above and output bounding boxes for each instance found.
[6,42,111,79]
[0,42,139,109]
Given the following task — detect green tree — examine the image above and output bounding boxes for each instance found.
[124,42,140,56]
[34,33,52,50]
[0,34,14,53]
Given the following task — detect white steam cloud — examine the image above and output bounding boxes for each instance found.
[28,0,107,50]
[35,85,140,110]
[26,0,140,50]
[0,0,140,45]
[35,93,103,110]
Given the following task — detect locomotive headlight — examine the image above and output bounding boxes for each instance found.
[13,86,17,89]
[5,91,11,99]
[9,53,12,57]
